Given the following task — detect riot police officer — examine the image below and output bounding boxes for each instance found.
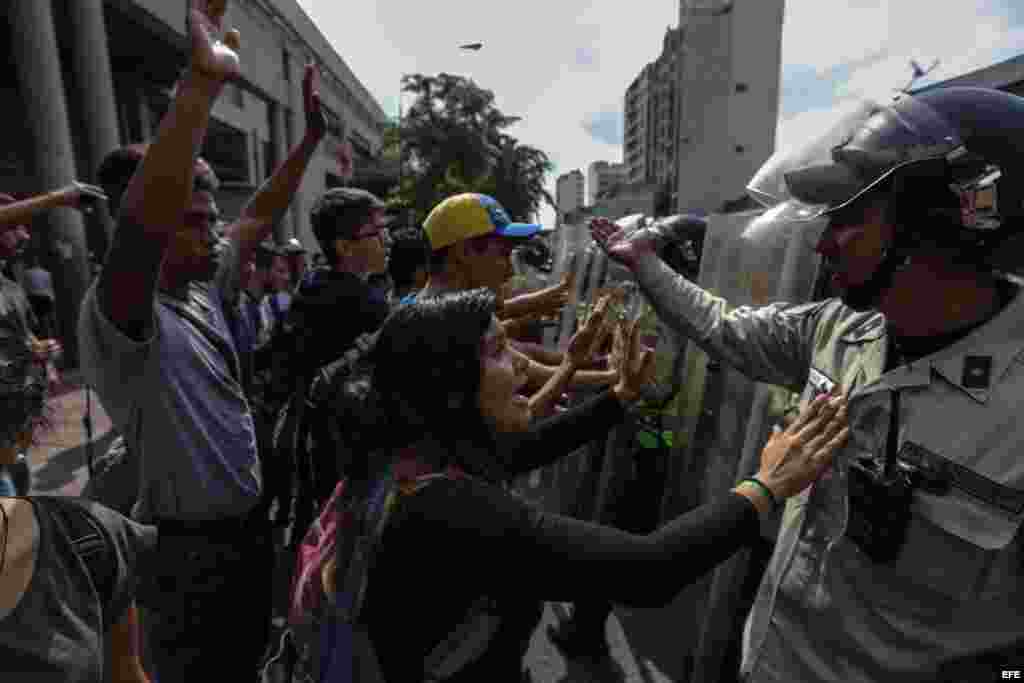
[590,86,1024,682]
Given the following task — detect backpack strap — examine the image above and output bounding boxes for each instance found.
[43,499,119,630]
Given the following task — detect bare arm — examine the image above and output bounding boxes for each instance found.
[500,271,572,320]
[107,604,151,683]
[0,183,105,228]
[229,63,326,264]
[97,2,239,340]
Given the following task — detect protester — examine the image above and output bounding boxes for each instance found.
[414,192,617,392]
[282,186,391,382]
[0,294,152,682]
[342,288,848,681]
[264,249,294,331]
[0,186,92,491]
[78,1,326,678]
[590,86,1024,681]
[0,496,156,683]
[22,256,56,339]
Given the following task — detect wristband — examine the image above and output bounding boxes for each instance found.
[740,477,779,511]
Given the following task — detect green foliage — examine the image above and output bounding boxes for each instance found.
[389,73,555,225]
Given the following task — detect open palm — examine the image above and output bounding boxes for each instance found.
[188,0,241,83]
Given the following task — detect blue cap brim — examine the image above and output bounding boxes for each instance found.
[493,223,542,239]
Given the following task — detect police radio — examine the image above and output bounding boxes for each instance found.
[845,390,917,563]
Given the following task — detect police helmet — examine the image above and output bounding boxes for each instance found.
[744,87,1024,267]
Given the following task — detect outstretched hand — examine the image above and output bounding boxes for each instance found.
[188,0,241,85]
[757,390,849,501]
[303,62,328,142]
[589,216,658,270]
[610,318,655,403]
[565,291,615,368]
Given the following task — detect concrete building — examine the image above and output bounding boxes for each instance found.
[624,68,651,186]
[593,182,660,222]
[0,0,387,364]
[587,160,628,205]
[555,169,585,225]
[623,27,683,207]
[675,0,784,214]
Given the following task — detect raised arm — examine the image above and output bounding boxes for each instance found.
[97,0,240,339]
[495,393,847,607]
[590,216,821,392]
[0,183,106,228]
[228,63,327,265]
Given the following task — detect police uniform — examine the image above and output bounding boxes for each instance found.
[632,253,1024,681]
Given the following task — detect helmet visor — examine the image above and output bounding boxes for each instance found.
[740,199,831,253]
[748,94,962,218]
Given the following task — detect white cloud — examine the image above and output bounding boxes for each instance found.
[777,1,1024,165]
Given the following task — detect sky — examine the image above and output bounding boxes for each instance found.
[293,0,1024,228]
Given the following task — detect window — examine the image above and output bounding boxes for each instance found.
[735,145,746,154]
[735,82,749,93]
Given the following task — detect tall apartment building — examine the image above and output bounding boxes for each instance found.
[675,0,784,213]
[587,161,628,204]
[555,169,585,224]
[623,27,683,209]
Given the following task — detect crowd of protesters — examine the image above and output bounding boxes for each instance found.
[25,0,1024,681]
[0,4,846,680]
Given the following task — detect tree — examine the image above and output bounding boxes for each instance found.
[390,73,554,225]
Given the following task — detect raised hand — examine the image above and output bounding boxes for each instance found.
[188,0,241,84]
[565,292,615,368]
[303,62,328,142]
[610,317,656,403]
[589,216,658,270]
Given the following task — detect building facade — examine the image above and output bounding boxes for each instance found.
[623,27,682,208]
[587,160,628,205]
[675,0,784,214]
[1,0,387,364]
[555,169,585,225]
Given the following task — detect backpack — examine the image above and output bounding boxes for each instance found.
[262,458,502,683]
[272,330,379,548]
[38,498,119,632]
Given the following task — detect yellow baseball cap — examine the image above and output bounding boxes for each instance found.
[423,193,542,250]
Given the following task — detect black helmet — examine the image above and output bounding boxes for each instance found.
[745,87,1024,268]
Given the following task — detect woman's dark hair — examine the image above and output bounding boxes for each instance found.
[365,288,498,471]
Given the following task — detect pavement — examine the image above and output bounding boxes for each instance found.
[28,371,693,683]
[28,370,114,498]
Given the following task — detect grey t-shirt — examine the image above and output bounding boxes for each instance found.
[77,236,260,521]
[0,496,157,683]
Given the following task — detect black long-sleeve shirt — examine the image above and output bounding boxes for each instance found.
[363,391,759,681]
